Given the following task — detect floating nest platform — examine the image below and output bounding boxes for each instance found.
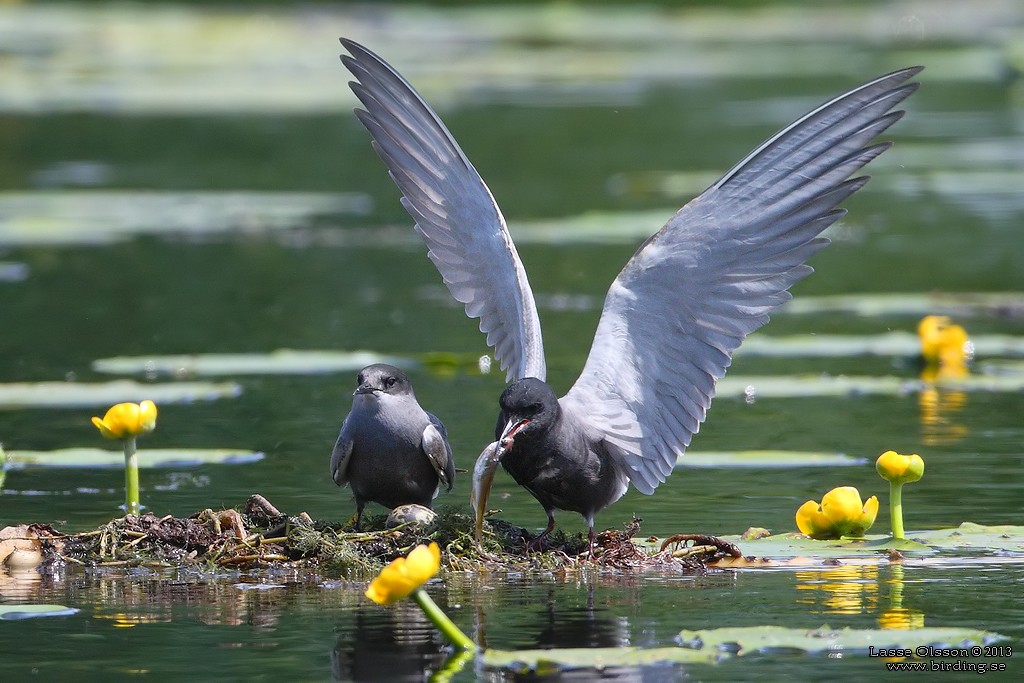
[3,494,741,577]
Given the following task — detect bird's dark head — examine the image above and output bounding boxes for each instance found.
[496,377,559,442]
[354,363,413,397]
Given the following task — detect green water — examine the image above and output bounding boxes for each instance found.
[2,3,1023,681]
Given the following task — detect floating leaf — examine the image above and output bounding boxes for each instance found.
[482,625,1005,671]
[483,646,718,669]
[716,374,1024,400]
[92,350,416,377]
[909,523,1024,553]
[677,451,864,468]
[0,380,241,409]
[4,448,263,470]
[712,523,1024,560]
[508,208,855,246]
[777,292,1024,319]
[737,332,1024,358]
[675,624,1006,657]
[0,3,993,117]
[508,210,669,245]
[0,605,80,620]
[0,191,371,246]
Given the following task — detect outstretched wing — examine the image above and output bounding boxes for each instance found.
[341,39,546,382]
[561,67,923,495]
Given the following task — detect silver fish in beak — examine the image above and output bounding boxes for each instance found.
[470,438,510,544]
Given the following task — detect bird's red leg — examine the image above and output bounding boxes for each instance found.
[526,512,556,552]
[587,525,596,560]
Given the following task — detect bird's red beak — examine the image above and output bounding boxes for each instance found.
[500,418,529,445]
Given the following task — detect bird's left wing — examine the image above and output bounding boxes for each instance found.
[329,422,355,487]
[561,67,922,495]
[340,39,546,382]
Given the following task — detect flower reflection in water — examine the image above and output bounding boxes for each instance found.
[878,564,924,630]
[918,315,971,445]
[795,563,925,630]
[795,564,879,615]
[919,371,968,445]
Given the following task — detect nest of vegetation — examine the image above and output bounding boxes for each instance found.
[16,494,741,576]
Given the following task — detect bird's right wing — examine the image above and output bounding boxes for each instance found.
[341,39,546,382]
[422,413,455,492]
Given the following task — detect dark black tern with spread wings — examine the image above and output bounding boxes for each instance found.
[340,37,920,552]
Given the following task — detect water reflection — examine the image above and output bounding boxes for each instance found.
[795,565,880,615]
[918,315,972,445]
[331,602,448,682]
[794,563,926,629]
[0,567,43,601]
[877,565,925,630]
[0,566,364,628]
[919,367,969,445]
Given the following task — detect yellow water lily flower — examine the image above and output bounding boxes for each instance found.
[92,401,158,439]
[876,451,924,485]
[365,542,440,605]
[796,486,878,539]
[918,315,971,369]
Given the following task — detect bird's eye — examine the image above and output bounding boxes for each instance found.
[386,377,397,388]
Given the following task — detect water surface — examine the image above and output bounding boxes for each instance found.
[1,3,1022,680]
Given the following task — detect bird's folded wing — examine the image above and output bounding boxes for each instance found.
[329,423,355,487]
[561,67,923,495]
[341,39,546,382]
[422,413,455,491]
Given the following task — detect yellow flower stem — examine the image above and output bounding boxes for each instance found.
[889,481,904,540]
[429,648,474,683]
[123,436,140,515]
[412,587,477,652]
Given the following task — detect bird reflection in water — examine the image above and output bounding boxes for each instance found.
[332,602,448,682]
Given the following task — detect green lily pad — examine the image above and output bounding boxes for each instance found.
[715,374,1024,400]
[737,332,1024,358]
[482,625,1006,671]
[4,448,263,470]
[92,350,416,377]
[675,624,1006,657]
[777,292,1024,319]
[0,380,241,408]
[483,646,718,670]
[715,523,1024,560]
[0,191,370,246]
[0,605,80,620]
[509,210,672,245]
[910,523,1024,553]
[677,451,864,468]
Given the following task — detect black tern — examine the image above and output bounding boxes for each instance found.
[340,38,921,552]
[330,363,454,528]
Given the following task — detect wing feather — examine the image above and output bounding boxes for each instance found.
[561,67,922,493]
[341,39,546,382]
